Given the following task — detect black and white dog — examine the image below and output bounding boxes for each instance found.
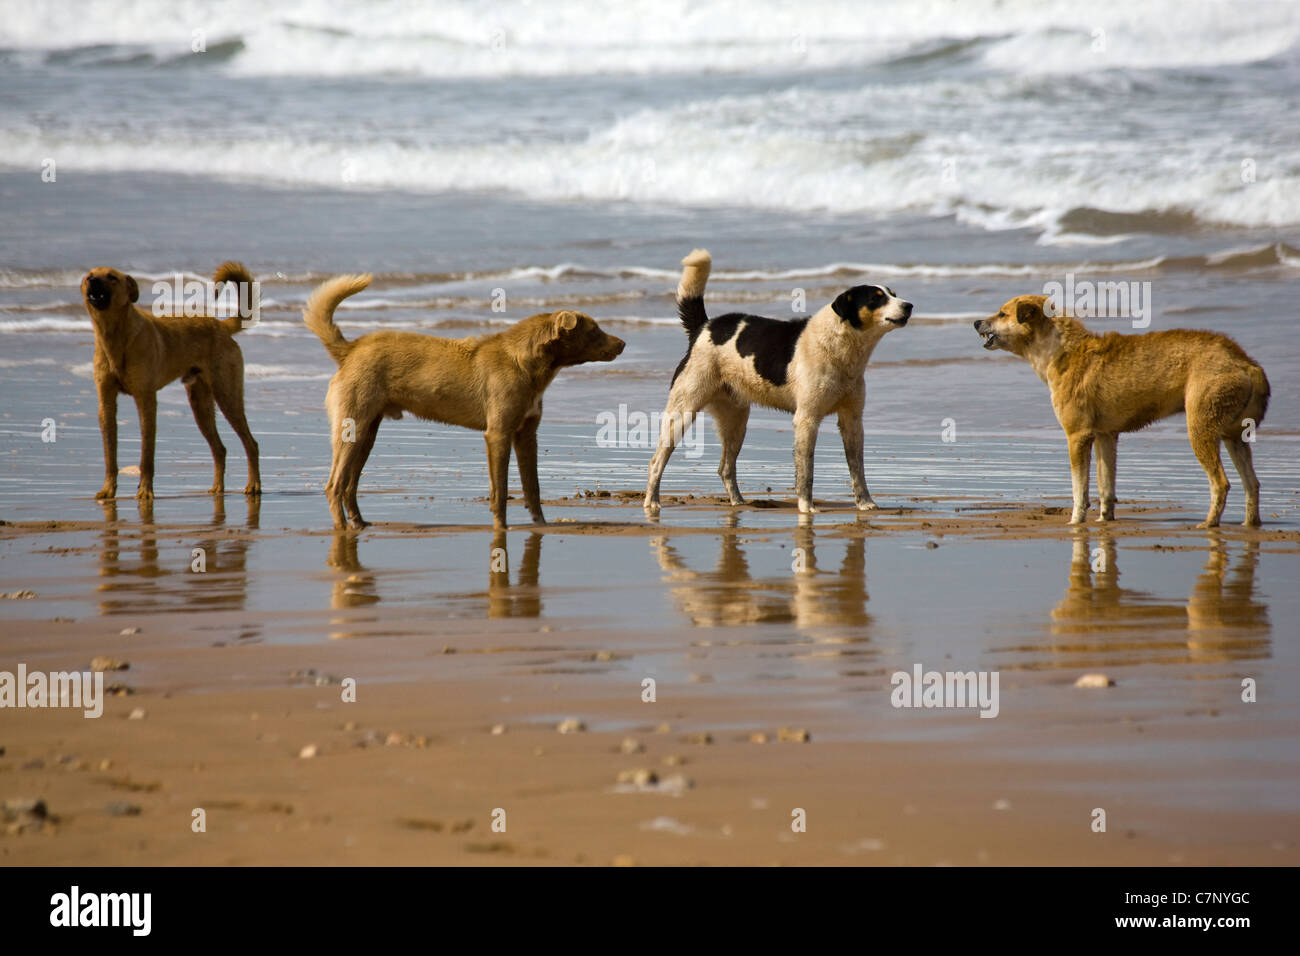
[644,249,911,515]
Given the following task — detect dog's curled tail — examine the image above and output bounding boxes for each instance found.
[213,261,256,334]
[304,273,372,366]
[676,248,711,342]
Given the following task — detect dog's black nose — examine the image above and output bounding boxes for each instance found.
[973,319,982,330]
[903,302,913,318]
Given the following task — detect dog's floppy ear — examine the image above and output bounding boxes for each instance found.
[831,289,856,321]
[1016,299,1042,324]
[553,310,579,334]
[125,274,140,303]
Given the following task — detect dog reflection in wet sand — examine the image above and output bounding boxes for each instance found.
[651,521,870,633]
[96,497,258,623]
[1051,532,1268,665]
[327,531,542,624]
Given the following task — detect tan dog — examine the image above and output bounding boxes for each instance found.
[975,295,1269,527]
[81,263,261,501]
[303,274,625,530]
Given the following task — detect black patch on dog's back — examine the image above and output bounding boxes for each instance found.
[670,312,806,389]
[708,313,742,346]
[736,316,807,387]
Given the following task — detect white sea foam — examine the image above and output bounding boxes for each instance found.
[2,0,1293,78]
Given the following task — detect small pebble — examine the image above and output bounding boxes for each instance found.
[993,798,1012,811]
[119,627,140,635]
[299,744,318,759]
[127,708,147,720]
[491,724,506,735]
[1074,673,1115,688]
[90,656,129,672]
[778,727,811,743]
[749,732,769,744]
[925,540,939,549]
[662,754,685,767]
[556,718,586,734]
[1,590,36,599]
[385,732,409,747]
[3,797,47,818]
[343,720,358,732]
[619,737,644,754]
[682,732,712,745]
[617,768,658,787]
[104,801,141,817]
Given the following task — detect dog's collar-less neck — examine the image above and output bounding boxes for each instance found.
[91,306,144,379]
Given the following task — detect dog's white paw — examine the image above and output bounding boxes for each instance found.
[856,497,878,511]
[798,499,818,514]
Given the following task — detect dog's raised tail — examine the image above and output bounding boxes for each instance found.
[213,261,256,334]
[303,273,372,366]
[676,248,711,342]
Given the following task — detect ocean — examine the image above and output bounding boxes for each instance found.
[0,0,1297,523]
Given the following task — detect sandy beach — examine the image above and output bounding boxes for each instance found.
[3,496,1298,865]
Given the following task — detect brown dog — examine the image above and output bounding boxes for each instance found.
[81,263,261,501]
[975,295,1269,527]
[303,274,625,529]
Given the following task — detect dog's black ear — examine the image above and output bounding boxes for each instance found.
[125,274,139,303]
[831,289,855,322]
[1016,300,1042,324]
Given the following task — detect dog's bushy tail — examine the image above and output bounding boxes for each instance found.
[303,274,372,366]
[213,261,256,334]
[676,248,711,344]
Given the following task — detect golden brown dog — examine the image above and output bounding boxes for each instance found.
[81,263,261,501]
[975,295,1269,527]
[303,274,625,529]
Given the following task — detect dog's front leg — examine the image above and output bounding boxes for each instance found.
[793,412,820,514]
[485,430,512,530]
[1067,432,1094,524]
[95,376,119,499]
[513,416,545,524]
[836,407,875,511]
[134,391,157,502]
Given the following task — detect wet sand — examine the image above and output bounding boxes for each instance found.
[2,495,1298,865]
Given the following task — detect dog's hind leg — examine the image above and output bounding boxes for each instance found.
[1066,432,1093,524]
[340,415,380,527]
[1188,426,1229,529]
[709,398,749,506]
[323,389,354,529]
[184,375,226,495]
[644,392,700,515]
[512,414,545,524]
[211,360,261,496]
[133,391,157,502]
[1223,435,1260,527]
[1094,432,1118,522]
[836,403,875,511]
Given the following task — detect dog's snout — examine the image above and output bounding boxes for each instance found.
[902,301,913,318]
[610,336,626,355]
